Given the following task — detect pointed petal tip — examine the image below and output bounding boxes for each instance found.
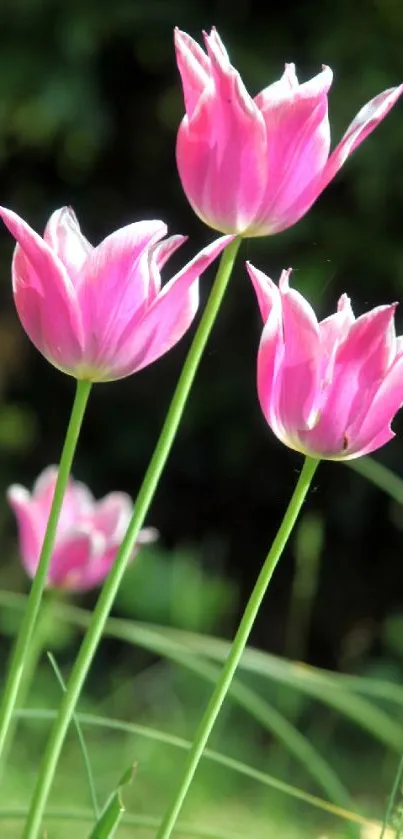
[279,267,293,291]
[6,484,30,506]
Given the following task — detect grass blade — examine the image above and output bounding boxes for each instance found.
[87,765,134,838]
[15,706,361,825]
[47,652,99,817]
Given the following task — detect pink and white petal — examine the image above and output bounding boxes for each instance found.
[319,294,355,348]
[256,64,331,111]
[321,84,403,190]
[12,280,82,374]
[346,352,403,455]
[155,233,234,301]
[256,288,284,433]
[336,304,398,385]
[148,235,187,300]
[32,465,58,502]
[247,262,288,324]
[77,545,121,590]
[92,492,132,541]
[105,234,233,377]
[175,28,212,118]
[32,468,94,533]
[69,481,95,516]
[0,207,75,296]
[81,525,155,589]
[49,529,105,590]
[43,208,93,286]
[176,45,268,234]
[56,482,94,533]
[0,208,85,368]
[79,220,167,352]
[136,526,159,546]
[277,278,321,430]
[7,485,44,577]
[301,306,398,457]
[341,425,395,461]
[318,294,355,382]
[253,70,332,233]
[255,64,300,110]
[204,28,230,62]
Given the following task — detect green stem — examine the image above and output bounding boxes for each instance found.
[0,596,55,780]
[22,236,242,839]
[0,379,91,767]
[156,454,320,839]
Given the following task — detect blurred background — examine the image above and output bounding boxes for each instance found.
[0,0,403,836]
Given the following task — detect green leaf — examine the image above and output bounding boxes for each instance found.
[87,764,134,838]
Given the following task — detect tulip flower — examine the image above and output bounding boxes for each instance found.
[247,263,403,460]
[8,466,157,591]
[175,28,402,237]
[0,206,233,381]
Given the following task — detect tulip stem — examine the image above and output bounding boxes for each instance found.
[0,378,92,774]
[155,454,320,839]
[0,596,55,783]
[22,236,242,838]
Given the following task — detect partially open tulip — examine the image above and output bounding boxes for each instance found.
[0,206,233,381]
[175,28,402,237]
[248,263,403,460]
[8,466,157,591]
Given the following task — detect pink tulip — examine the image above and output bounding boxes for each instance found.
[175,28,402,237]
[247,263,403,460]
[0,206,233,381]
[8,466,157,591]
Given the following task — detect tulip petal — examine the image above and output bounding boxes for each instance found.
[256,282,284,439]
[148,234,187,299]
[346,353,403,455]
[322,84,403,189]
[92,492,132,541]
[174,28,212,118]
[0,207,85,371]
[299,305,397,456]
[49,529,106,590]
[253,66,332,234]
[43,207,93,287]
[277,274,321,431]
[7,485,43,577]
[109,234,234,378]
[279,84,403,235]
[176,31,268,234]
[318,294,355,383]
[76,220,167,374]
[255,63,300,107]
[247,261,285,323]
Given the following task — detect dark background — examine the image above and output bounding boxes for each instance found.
[0,0,403,678]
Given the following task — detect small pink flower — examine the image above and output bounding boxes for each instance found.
[175,27,402,237]
[0,206,233,381]
[248,263,403,460]
[8,466,157,591]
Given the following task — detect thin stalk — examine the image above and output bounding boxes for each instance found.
[155,455,320,839]
[0,379,91,767]
[22,237,241,839]
[0,597,55,779]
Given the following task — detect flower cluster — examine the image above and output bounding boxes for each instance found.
[2,26,402,586]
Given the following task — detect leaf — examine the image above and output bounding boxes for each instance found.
[46,651,99,817]
[15,706,365,826]
[87,764,135,838]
